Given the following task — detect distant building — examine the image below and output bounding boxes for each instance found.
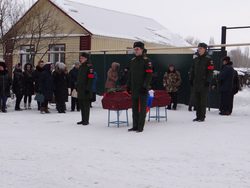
[4,0,190,70]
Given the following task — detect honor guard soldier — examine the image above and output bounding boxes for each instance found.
[127,42,153,133]
[76,52,95,126]
[190,43,214,122]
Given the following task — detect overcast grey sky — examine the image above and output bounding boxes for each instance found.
[28,0,250,45]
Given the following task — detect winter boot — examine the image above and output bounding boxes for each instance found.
[28,103,31,110]
[44,108,50,114]
[40,107,45,114]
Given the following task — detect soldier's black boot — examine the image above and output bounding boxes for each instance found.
[82,121,89,126]
[128,128,137,132]
[77,121,83,125]
[193,118,199,122]
[198,118,205,122]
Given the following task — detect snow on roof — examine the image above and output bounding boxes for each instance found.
[52,0,189,47]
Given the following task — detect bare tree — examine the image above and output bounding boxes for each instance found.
[14,2,74,63]
[229,47,250,68]
[209,37,215,45]
[185,36,201,46]
[0,0,24,57]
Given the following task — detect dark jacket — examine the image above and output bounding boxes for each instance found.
[13,69,24,95]
[92,72,98,93]
[190,53,214,92]
[127,56,153,97]
[0,66,11,97]
[219,64,234,92]
[69,67,78,90]
[23,64,34,96]
[119,70,129,86]
[53,70,69,103]
[232,70,240,95]
[77,62,94,100]
[39,64,54,101]
[33,66,43,93]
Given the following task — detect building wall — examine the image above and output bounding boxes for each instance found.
[11,34,192,71]
[91,35,193,54]
[8,0,90,69]
[11,0,89,37]
[7,0,192,71]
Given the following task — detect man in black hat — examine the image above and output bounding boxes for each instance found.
[127,42,153,133]
[218,56,235,115]
[190,43,214,122]
[76,52,95,125]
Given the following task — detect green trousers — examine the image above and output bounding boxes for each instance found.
[132,95,147,131]
[78,99,90,123]
[194,91,208,120]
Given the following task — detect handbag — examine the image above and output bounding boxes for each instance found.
[71,89,78,98]
[34,93,45,103]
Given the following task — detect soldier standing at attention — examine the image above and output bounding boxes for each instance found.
[76,52,95,126]
[127,42,153,133]
[190,43,214,122]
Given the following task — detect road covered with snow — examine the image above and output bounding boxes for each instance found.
[1,89,250,188]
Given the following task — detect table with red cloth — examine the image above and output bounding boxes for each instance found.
[148,90,172,122]
[102,91,131,127]
[102,90,171,127]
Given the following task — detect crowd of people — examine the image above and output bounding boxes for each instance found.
[0,56,97,116]
[0,41,240,132]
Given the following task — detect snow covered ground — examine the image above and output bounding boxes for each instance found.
[1,89,250,188]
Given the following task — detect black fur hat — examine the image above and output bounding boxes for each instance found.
[133,41,145,49]
[222,56,231,62]
[198,43,208,49]
[80,52,89,60]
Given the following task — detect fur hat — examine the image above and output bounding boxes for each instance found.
[198,43,208,50]
[57,62,66,70]
[222,56,231,62]
[133,41,145,49]
[80,52,89,60]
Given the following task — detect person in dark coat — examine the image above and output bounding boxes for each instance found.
[90,71,98,107]
[229,61,240,114]
[190,43,214,122]
[13,63,24,111]
[53,62,69,113]
[76,52,94,125]
[69,62,80,111]
[218,56,235,115]
[33,60,44,110]
[23,63,34,109]
[39,63,54,114]
[119,67,129,88]
[0,60,12,113]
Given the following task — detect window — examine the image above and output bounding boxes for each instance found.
[49,44,65,64]
[20,45,35,68]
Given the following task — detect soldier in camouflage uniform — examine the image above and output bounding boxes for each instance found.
[127,42,153,133]
[76,52,95,126]
[190,43,214,122]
